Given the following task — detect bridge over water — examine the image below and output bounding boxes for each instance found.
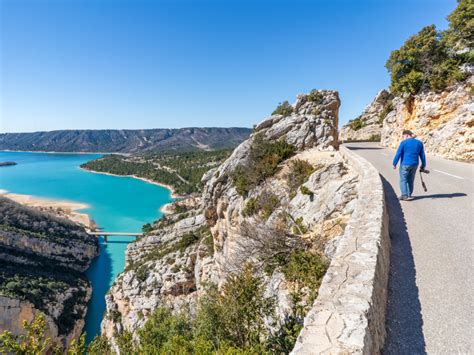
[88,231,142,243]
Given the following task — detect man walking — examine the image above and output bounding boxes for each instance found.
[393,130,427,201]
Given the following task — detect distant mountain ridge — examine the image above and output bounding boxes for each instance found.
[0,127,252,153]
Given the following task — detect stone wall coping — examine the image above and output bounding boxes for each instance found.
[292,145,390,354]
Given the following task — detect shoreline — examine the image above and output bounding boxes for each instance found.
[0,149,129,156]
[79,167,183,200]
[0,190,94,230]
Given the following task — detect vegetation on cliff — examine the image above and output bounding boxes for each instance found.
[386,0,472,95]
[0,197,96,248]
[81,149,232,195]
[232,134,296,196]
[272,101,294,117]
[113,259,323,354]
[0,313,111,354]
[98,89,350,354]
[0,198,98,338]
[0,261,89,336]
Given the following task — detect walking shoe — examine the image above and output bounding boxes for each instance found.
[406,196,414,201]
[398,195,408,201]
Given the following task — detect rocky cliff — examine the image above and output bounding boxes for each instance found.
[381,76,473,162]
[102,90,361,351]
[0,197,99,348]
[339,89,393,142]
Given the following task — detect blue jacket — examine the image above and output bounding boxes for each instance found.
[393,138,426,168]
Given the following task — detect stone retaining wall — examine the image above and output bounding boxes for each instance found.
[292,146,390,354]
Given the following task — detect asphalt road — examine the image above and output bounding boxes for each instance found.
[345,142,473,355]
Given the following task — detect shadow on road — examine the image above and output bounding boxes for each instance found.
[412,192,467,200]
[344,146,382,150]
[381,175,427,355]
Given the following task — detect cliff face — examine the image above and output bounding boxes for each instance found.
[339,90,393,142]
[0,197,99,347]
[381,77,473,161]
[102,90,360,350]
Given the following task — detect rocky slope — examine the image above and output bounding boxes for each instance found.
[0,197,99,348]
[339,89,393,142]
[101,90,361,351]
[0,127,251,153]
[381,76,473,162]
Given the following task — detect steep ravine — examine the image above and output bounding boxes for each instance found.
[101,90,361,352]
[0,197,99,348]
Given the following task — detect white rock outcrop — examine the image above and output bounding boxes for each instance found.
[102,90,362,350]
[339,90,393,142]
[381,77,473,162]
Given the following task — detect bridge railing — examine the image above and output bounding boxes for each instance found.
[88,231,142,243]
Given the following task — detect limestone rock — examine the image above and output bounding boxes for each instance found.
[340,89,393,142]
[0,198,98,348]
[102,90,360,351]
[380,77,473,162]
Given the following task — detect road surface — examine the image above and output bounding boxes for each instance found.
[345,142,473,355]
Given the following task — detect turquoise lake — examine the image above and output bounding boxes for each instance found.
[0,151,173,343]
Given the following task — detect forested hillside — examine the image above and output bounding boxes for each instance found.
[81,150,232,195]
[0,127,251,153]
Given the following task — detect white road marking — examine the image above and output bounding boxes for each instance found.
[381,153,388,156]
[433,169,464,180]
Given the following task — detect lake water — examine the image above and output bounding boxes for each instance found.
[0,151,173,343]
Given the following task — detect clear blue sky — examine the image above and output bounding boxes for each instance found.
[1,0,457,133]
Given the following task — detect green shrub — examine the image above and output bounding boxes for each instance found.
[267,315,304,354]
[232,167,253,196]
[291,217,308,235]
[109,309,122,323]
[369,134,381,142]
[138,307,193,353]
[307,89,323,103]
[349,116,363,131]
[243,197,258,216]
[0,313,50,354]
[243,191,280,220]
[0,313,107,354]
[260,194,280,220]
[142,223,153,233]
[232,134,295,196]
[111,264,275,353]
[135,265,148,282]
[282,251,327,288]
[272,101,294,116]
[88,336,113,355]
[300,185,314,197]
[116,330,135,355]
[201,233,215,256]
[282,250,327,311]
[194,264,275,350]
[285,159,314,192]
